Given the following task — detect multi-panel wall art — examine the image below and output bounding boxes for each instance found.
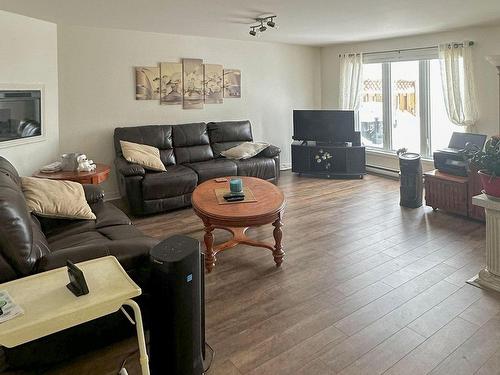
[135,58,240,109]
[135,67,160,100]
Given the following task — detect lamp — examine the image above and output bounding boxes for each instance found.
[486,55,500,133]
[249,15,277,37]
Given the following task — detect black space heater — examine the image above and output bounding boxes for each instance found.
[149,235,205,375]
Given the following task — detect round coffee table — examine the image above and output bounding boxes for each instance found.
[192,177,286,273]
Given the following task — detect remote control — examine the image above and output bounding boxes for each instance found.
[224,195,245,202]
[223,192,245,199]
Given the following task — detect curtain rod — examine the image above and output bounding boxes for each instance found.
[339,41,474,58]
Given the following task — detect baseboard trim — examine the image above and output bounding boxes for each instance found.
[366,165,399,180]
[280,163,291,171]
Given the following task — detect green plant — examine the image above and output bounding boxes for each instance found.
[461,136,500,176]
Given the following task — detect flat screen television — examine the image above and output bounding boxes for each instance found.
[293,110,355,143]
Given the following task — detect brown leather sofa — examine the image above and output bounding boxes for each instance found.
[114,120,281,215]
[0,156,158,368]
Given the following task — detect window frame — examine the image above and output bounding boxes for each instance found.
[359,47,442,158]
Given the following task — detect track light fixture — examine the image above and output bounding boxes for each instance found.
[249,15,277,37]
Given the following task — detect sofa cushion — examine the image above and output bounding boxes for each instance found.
[114,125,175,166]
[142,165,198,200]
[207,121,254,157]
[234,157,277,180]
[21,177,96,220]
[173,123,214,164]
[120,140,166,172]
[221,142,270,160]
[185,159,237,183]
[48,231,110,250]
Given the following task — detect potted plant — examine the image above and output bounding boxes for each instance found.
[462,136,500,197]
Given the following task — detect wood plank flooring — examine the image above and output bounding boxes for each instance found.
[4,171,500,375]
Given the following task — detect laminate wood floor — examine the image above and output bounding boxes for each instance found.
[4,171,500,375]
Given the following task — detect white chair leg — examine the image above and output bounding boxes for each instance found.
[122,300,150,375]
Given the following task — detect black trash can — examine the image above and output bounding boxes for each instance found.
[398,152,423,208]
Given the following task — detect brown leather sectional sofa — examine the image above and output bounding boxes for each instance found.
[114,120,281,215]
[0,156,158,368]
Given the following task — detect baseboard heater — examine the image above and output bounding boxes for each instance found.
[366,164,400,179]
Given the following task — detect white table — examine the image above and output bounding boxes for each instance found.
[470,194,500,292]
[0,256,149,375]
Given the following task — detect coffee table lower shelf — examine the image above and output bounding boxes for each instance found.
[202,223,284,273]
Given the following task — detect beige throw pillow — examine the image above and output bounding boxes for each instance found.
[21,177,96,220]
[120,140,166,172]
[221,142,270,160]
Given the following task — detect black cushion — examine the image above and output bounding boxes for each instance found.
[207,121,254,157]
[172,122,210,147]
[235,157,277,180]
[173,123,214,164]
[207,120,253,143]
[185,159,237,183]
[114,125,175,166]
[142,165,198,200]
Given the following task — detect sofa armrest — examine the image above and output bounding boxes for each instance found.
[259,144,281,158]
[37,245,110,272]
[82,184,104,204]
[115,156,145,177]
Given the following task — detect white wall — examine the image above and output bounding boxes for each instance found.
[58,25,321,197]
[321,24,500,171]
[0,11,59,175]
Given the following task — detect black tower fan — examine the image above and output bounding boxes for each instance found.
[150,235,205,375]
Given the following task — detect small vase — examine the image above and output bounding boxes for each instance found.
[478,170,500,198]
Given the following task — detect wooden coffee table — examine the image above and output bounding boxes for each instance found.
[192,177,286,273]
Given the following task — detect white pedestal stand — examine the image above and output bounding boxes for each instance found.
[469,194,500,292]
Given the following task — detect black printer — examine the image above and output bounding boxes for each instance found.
[433,132,487,177]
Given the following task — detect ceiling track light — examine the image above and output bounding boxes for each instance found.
[249,15,277,37]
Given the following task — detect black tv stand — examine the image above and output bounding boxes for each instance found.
[291,140,366,179]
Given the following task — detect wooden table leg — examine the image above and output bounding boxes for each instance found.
[272,217,284,267]
[204,224,216,273]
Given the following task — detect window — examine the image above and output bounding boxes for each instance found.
[359,50,458,158]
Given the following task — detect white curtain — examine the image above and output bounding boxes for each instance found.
[339,53,363,111]
[438,41,479,129]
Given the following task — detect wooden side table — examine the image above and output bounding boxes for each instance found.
[424,169,485,221]
[424,170,468,216]
[33,163,111,185]
[0,256,149,375]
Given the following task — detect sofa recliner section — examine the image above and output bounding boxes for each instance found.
[114,120,281,215]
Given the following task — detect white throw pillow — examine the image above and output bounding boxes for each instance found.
[221,142,270,160]
[120,140,166,172]
[21,177,96,220]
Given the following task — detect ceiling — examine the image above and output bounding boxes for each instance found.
[1,0,500,46]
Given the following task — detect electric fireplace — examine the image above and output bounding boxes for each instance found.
[0,90,41,143]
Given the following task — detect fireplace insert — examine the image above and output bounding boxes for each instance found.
[0,90,41,143]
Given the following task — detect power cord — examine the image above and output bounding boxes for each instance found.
[117,349,139,375]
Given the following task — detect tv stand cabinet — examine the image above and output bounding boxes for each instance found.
[291,141,366,179]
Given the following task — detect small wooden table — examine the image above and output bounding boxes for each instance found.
[33,163,111,185]
[0,256,149,375]
[192,177,286,273]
